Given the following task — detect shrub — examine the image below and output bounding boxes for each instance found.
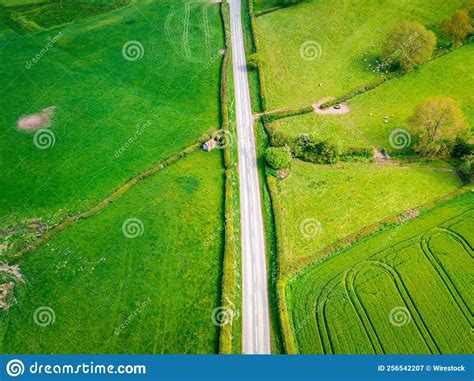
[451,137,473,158]
[265,146,291,170]
[247,53,263,70]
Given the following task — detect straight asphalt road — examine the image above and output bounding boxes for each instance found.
[229,0,271,354]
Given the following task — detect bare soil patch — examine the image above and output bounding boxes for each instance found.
[313,97,350,115]
[17,106,56,131]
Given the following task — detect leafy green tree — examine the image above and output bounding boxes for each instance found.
[247,53,263,70]
[382,22,436,71]
[409,96,469,158]
[265,146,291,170]
[441,10,473,47]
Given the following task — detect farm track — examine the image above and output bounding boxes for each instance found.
[182,2,192,59]
[346,261,440,354]
[421,228,473,323]
[202,4,212,54]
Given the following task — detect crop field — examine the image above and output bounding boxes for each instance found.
[0,0,224,224]
[0,151,225,354]
[286,191,473,354]
[276,159,463,262]
[254,0,466,110]
[271,44,474,151]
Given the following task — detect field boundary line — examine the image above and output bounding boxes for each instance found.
[218,0,241,355]
[286,186,474,279]
[11,143,201,261]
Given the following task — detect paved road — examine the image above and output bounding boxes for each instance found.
[229,0,271,354]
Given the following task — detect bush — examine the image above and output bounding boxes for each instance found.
[265,146,291,170]
[247,53,263,70]
[459,154,474,182]
[451,137,473,158]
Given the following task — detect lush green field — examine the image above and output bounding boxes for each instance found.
[276,159,463,262]
[0,0,228,354]
[286,191,473,353]
[271,44,474,151]
[0,151,225,354]
[255,0,466,110]
[0,0,224,225]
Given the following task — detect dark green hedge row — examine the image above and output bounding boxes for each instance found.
[267,127,373,164]
[218,0,239,355]
[261,105,314,123]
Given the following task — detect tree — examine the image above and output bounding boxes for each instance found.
[441,10,473,47]
[382,22,436,71]
[247,53,263,70]
[265,146,291,170]
[408,96,469,158]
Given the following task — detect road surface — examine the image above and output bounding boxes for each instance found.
[229,0,271,354]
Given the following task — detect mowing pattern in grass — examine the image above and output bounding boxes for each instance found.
[277,160,463,262]
[0,0,224,225]
[286,192,473,354]
[0,151,225,354]
[255,0,466,110]
[271,44,474,151]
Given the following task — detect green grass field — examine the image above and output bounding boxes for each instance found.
[255,0,467,110]
[0,0,229,354]
[286,191,473,354]
[0,0,224,225]
[0,151,225,354]
[271,44,474,151]
[276,159,463,263]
